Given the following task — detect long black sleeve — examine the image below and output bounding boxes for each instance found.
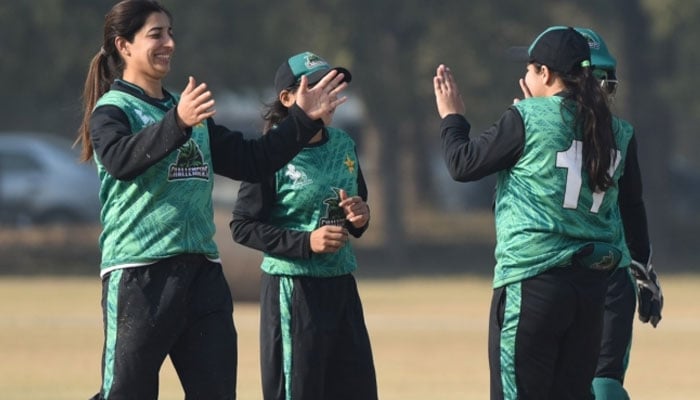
[209,104,323,182]
[230,152,369,258]
[440,108,525,182]
[346,164,369,238]
[230,177,313,259]
[618,135,651,263]
[90,80,323,182]
[90,106,190,180]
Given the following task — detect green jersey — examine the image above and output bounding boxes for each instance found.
[94,88,217,273]
[493,96,634,287]
[261,127,359,277]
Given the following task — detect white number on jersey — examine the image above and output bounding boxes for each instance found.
[556,140,621,213]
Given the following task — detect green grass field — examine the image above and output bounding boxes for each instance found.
[0,275,698,399]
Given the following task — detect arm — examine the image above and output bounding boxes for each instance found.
[434,64,523,181]
[209,104,323,182]
[231,158,359,257]
[230,178,313,259]
[90,105,190,180]
[343,160,369,238]
[441,108,524,182]
[212,70,350,181]
[618,135,651,263]
[619,134,662,327]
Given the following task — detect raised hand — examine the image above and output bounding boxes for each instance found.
[513,78,534,104]
[295,71,348,125]
[433,64,465,119]
[310,225,348,254]
[176,76,216,129]
[338,189,370,229]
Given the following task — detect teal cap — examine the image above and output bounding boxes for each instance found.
[274,51,351,93]
[574,27,617,71]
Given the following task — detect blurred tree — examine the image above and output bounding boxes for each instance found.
[0,1,105,131]
[0,0,697,261]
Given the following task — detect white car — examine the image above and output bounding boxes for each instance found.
[0,132,101,226]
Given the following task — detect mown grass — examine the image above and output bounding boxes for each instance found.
[0,274,698,399]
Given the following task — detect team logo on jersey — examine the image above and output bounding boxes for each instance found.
[134,108,156,126]
[590,252,617,271]
[343,153,355,173]
[168,139,209,181]
[284,164,313,189]
[319,187,347,227]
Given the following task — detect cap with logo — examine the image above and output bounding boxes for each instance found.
[274,51,352,93]
[573,27,618,93]
[574,27,616,72]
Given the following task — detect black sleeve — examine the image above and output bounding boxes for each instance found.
[209,104,323,182]
[618,135,651,264]
[346,156,369,238]
[90,105,191,180]
[440,108,525,182]
[230,178,312,259]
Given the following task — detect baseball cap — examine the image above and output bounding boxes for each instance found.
[574,27,618,94]
[574,27,616,71]
[508,26,591,74]
[274,51,352,93]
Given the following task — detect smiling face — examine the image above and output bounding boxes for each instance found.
[117,11,174,96]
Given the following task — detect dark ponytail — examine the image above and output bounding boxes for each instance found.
[75,0,171,162]
[561,66,616,191]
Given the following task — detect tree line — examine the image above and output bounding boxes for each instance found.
[2,0,698,257]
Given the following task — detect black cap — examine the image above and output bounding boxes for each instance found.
[274,51,352,93]
[509,26,591,74]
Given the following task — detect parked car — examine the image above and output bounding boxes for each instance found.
[0,132,101,226]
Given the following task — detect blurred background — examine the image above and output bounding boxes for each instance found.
[0,0,698,296]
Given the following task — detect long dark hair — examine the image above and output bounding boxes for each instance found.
[75,0,172,162]
[262,87,297,133]
[545,64,616,191]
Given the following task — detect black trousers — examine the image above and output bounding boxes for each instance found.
[489,265,609,400]
[595,267,636,381]
[259,273,378,400]
[90,255,237,400]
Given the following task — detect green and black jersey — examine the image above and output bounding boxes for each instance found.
[90,79,323,276]
[440,94,648,288]
[232,127,368,277]
[494,96,633,286]
[94,83,217,273]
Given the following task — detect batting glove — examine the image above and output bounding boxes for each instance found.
[629,258,663,328]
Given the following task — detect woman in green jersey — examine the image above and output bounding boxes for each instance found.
[231,51,377,400]
[572,27,662,400]
[75,2,347,399]
[433,26,648,399]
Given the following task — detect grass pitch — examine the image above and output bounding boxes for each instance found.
[0,275,698,399]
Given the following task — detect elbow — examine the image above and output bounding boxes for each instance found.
[230,218,247,244]
[100,160,140,181]
[443,153,471,182]
[446,165,475,183]
[444,157,485,182]
[448,168,468,182]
